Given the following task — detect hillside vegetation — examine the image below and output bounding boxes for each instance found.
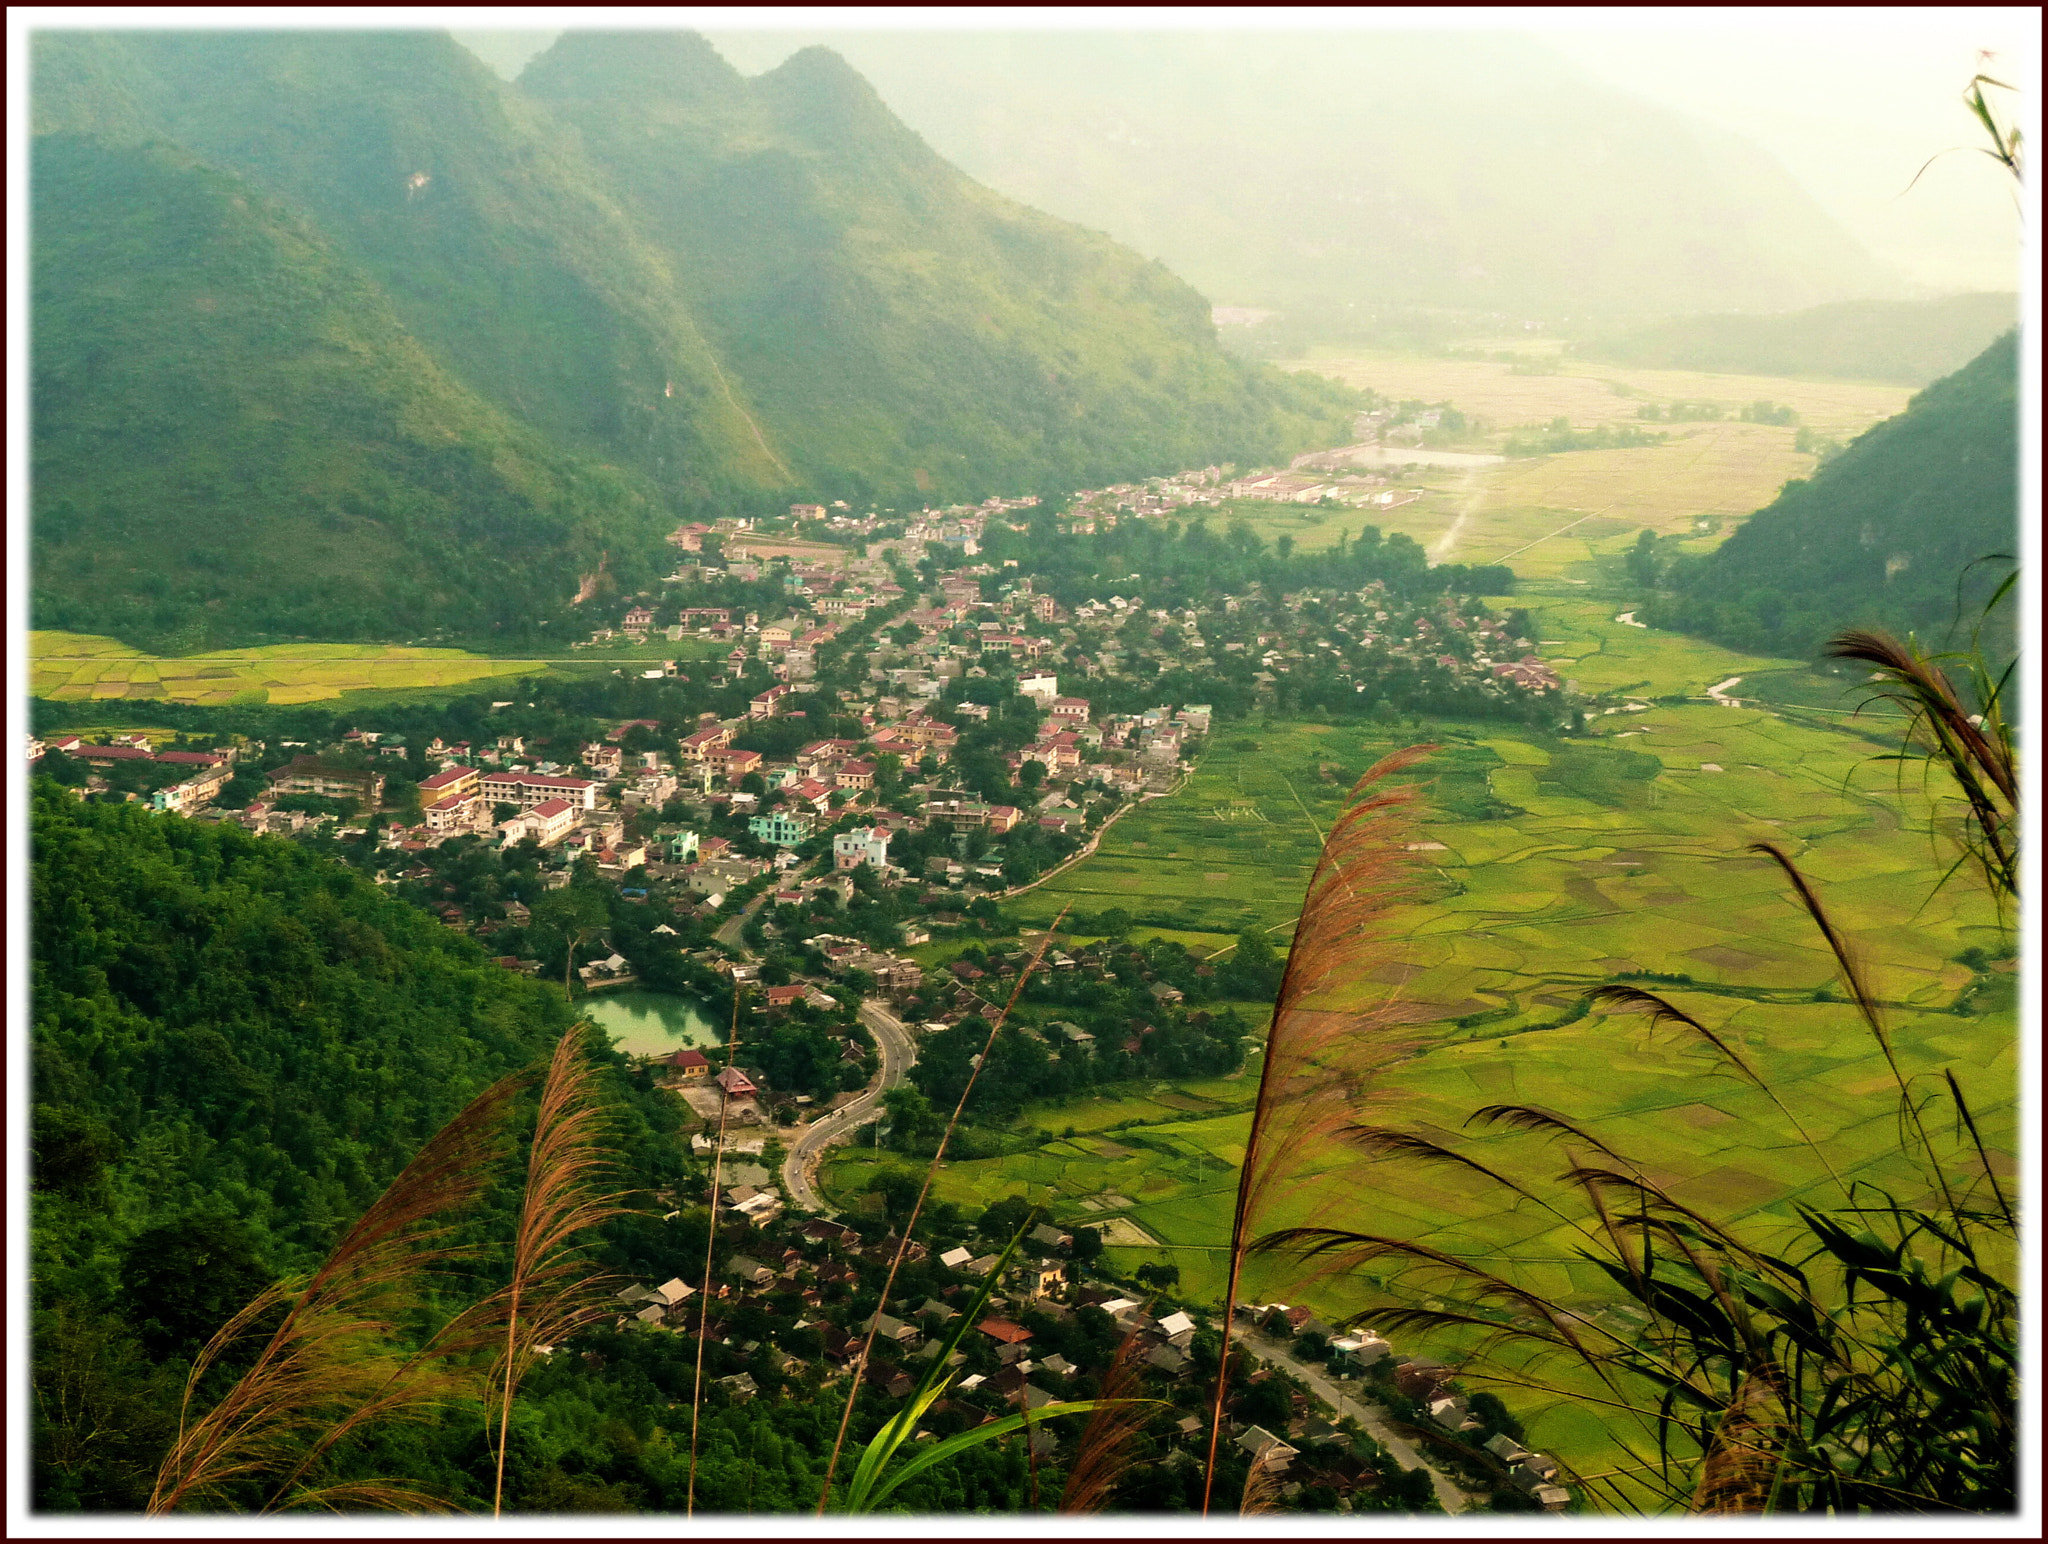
[521,34,1342,500]
[1574,292,2018,386]
[1646,330,2017,661]
[30,29,1353,651]
[30,135,675,653]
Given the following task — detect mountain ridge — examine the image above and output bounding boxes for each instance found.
[32,28,1353,649]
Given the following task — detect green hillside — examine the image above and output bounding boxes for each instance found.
[31,30,1355,649]
[32,30,784,507]
[30,135,681,653]
[1575,292,2019,386]
[519,33,1350,500]
[29,783,575,1270]
[1647,330,2018,660]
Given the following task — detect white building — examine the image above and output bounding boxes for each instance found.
[833,825,891,872]
[479,771,599,813]
[499,797,577,848]
[1018,672,1058,701]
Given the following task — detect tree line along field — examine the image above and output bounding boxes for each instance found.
[1284,348,1911,438]
[29,630,726,707]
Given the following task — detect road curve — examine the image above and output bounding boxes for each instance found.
[781,998,918,1212]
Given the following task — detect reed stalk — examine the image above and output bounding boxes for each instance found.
[814,909,1069,1514]
[686,978,745,1515]
[1198,746,1435,1514]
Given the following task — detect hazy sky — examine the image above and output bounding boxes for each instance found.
[453,8,2023,297]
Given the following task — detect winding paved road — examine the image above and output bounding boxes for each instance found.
[780,998,918,1212]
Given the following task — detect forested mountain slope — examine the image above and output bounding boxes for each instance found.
[30,135,676,651]
[700,28,1898,316]
[1647,330,2018,660]
[32,29,790,502]
[26,784,700,1509]
[31,30,1352,649]
[519,32,1341,499]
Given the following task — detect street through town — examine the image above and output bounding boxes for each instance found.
[1231,1326,1478,1514]
[780,998,918,1211]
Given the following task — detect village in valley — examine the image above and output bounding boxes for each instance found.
[28,458,1580,1514]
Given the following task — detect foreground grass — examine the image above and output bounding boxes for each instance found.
[922,645,2007,1498]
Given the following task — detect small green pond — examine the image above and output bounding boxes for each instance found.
[582,989,721,1059]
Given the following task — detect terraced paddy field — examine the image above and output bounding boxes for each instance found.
[844,703,2011,1489]
[28,631,722,707]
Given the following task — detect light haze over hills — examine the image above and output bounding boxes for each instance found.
[457,26,1905,319]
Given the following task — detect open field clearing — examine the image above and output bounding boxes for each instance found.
[28,631,720,706]
[1285,349,1912,437]
[30,631,550,705]
[1458,422,1810,559]
[1223,422,1861,585]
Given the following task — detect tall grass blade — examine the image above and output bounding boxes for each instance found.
[816,909,1069,1513]
[1585,985,1843,1192]
[1745,842,1957,1213]
[687,979,747,1515]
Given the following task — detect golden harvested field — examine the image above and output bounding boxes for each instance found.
[30,632,549,706]
[1287,349,1912,437]
[1286,418,1865,586]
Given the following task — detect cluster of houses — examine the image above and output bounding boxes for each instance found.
[592,1201,1505,1511]
[1238,1303,1571,1510]
[30,733,238,812]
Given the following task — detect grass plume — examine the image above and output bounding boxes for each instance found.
[1057,1327,1154,1513]
[149,1069,531,1513]
[1823,625,2016,905]
[1199,745,1435,1514]
[474,1022,634,1516]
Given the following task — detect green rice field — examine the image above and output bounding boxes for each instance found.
[29,630,721,707]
